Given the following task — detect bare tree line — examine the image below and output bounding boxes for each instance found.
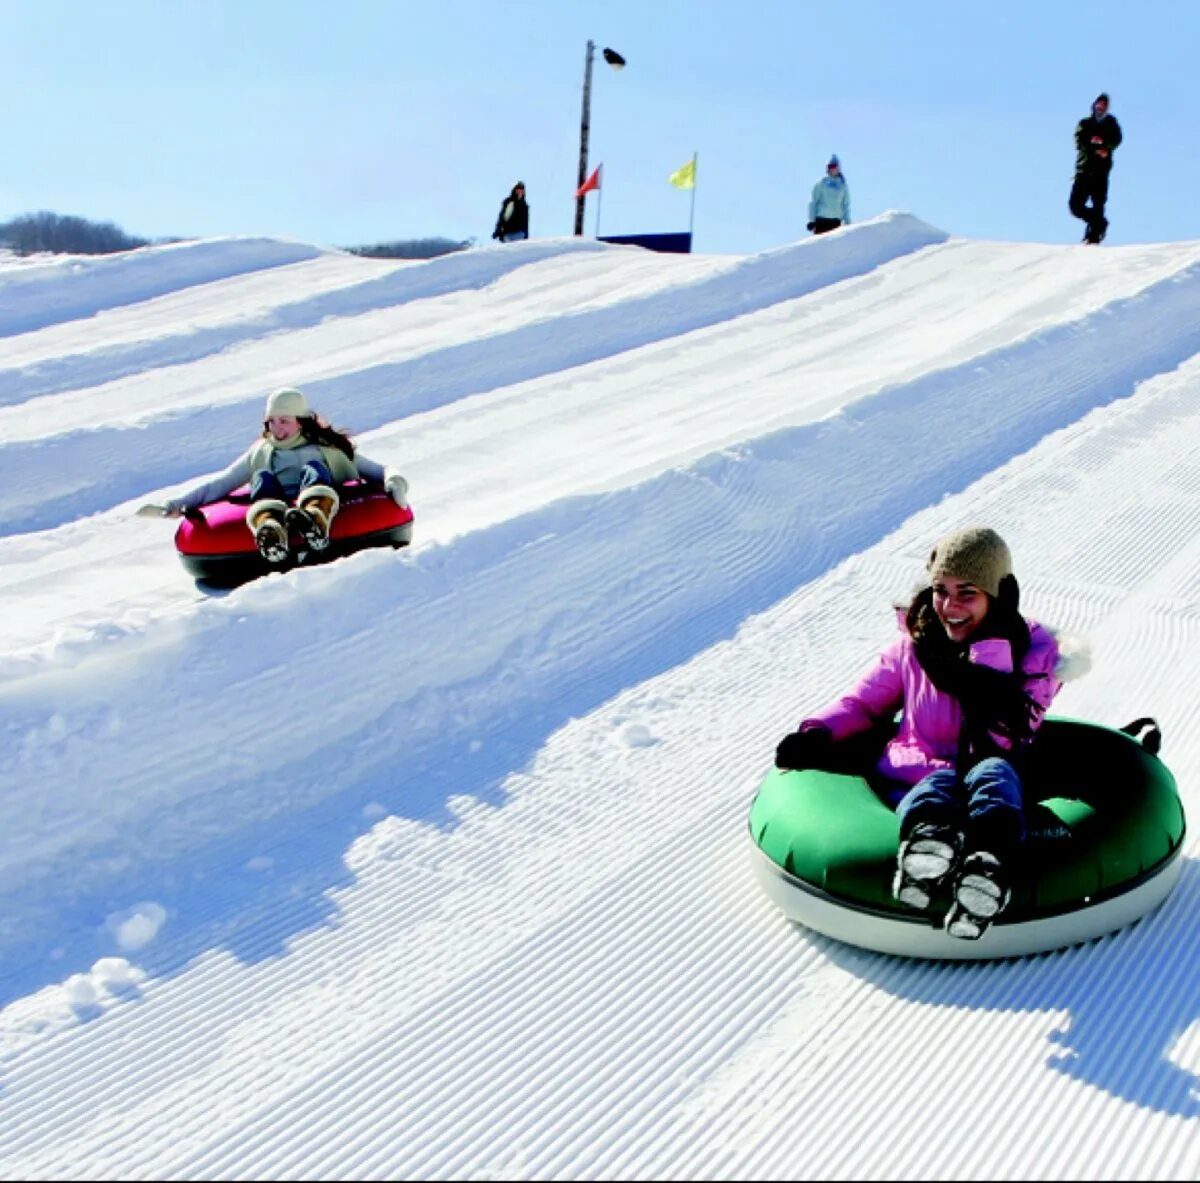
[0,210,473,260]
[0,211,153,255]
[345,236,472,259]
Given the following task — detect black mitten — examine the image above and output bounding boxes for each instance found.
[775,723,833,770]
[996,573,1020,612]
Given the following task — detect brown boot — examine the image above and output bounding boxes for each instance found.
[286,484,340,552]
[246,499,290,564]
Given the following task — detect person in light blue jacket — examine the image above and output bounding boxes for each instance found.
[807,155,851,235]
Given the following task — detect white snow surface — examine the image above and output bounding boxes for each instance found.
[0,217,1198,1180]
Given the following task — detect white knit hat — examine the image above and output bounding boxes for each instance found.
[264,387,309,419]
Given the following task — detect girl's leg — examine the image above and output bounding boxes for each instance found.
[945,758,1023,939]
[246,469,289,563]
[299,460,335,490]
[896,769,962,839]
[962,757,1025,863]
[250,468,287,502]
[893,770,965,910]
[287,461,340,551]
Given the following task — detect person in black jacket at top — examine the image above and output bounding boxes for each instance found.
[1070,93,1122,244]
[492,182,530,242]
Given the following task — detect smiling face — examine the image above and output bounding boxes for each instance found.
[932,576,990,642]
[266,414,301,442]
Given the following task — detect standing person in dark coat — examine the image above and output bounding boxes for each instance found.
[1070,93,1122,244]
[492,182,530,242]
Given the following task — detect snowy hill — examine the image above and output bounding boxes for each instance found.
[0,218,1197,1180]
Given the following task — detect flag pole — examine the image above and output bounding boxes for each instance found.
[688,151,698,246]
[595,163,604,236]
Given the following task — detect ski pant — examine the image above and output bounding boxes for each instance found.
[812,217,842,235]
[896,757,1026,863]
[1069,172,1110,241]
[250,460,335,503]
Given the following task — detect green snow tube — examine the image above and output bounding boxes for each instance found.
[748,718,1186,959]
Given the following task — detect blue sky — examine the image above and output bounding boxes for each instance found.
[2,0,1195,254]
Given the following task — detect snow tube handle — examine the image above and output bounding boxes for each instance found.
[1120,717,1162,756]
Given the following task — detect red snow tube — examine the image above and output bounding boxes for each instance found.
[174,480,414,585]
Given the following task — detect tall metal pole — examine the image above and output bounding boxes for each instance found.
[574,39,595,236]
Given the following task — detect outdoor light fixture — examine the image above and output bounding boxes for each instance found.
[575,40,627,235]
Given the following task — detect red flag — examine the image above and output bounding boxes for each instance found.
[575,164,601,199]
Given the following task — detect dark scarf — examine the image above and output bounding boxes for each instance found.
[905,588,1042,766]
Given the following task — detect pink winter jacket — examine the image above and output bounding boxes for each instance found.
[805,614,1062,787]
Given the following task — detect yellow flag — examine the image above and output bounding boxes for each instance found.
[669,157,696,190]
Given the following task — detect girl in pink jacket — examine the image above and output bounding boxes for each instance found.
[774,527,1064,939]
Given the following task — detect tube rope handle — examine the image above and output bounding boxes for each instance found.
[1120,717,1162,755]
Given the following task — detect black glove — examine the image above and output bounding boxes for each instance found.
[775,723,833,771]
[996,573,1020,612]
[806,221,816,232]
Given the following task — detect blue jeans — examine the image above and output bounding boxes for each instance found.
[896,757,1026,860]
[250,460,333,503]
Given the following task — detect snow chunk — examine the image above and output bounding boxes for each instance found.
[618,722,658,748]
[106,901,167,951]
[62,974,98,1008]
[92,957,146,994]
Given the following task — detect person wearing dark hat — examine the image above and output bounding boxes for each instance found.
[806,155,851,235]
[1070,93,1122,244]
[773,526,1090,940]
[492,181,530,242]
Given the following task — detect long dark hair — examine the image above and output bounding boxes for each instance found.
[904,582,1042,761]
[261,414,356,460]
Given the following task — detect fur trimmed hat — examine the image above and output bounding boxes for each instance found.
[264,387,309,419]
[926,526,1013,598]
